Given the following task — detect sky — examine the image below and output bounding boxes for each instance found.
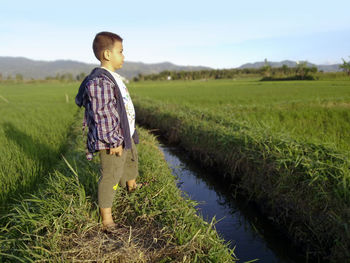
[1,0,349,68]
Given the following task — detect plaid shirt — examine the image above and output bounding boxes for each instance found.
[84,75,124,160]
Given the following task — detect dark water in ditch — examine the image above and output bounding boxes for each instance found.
[158,144,314,263]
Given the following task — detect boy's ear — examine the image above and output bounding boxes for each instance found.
[102,49,111,61]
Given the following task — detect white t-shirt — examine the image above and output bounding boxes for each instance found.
[102,67,135,136]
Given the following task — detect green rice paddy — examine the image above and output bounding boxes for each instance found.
[0,82,78,209]
[129,79,350,152]
[129,78,350,261]
[1,78,350,261]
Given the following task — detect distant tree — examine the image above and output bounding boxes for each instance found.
[7,75,12,80]
[295,61,317,80]
[281,64,289,76]
[310,66,318,74]
[58,73,74,82]
[0,73,2,81]
[138,73,144,81]
[65,73,73,81]
[296,62,309,79]
[261,59,271,77]
[339,57,350,76]
[76,72,86,81]
[15,73,23,81]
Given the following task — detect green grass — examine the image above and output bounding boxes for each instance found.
[0,118,236,262]
[0,82,235,262]
[129,78,350,262]
[0,82,78,209]
[129,79,350,152]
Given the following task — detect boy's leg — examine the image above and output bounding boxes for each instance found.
[100,207,114,227]
[120,141,139,191]
[126,141,140,191]
[98,149,127,226]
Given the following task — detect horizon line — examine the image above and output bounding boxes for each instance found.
[0,55,344,69]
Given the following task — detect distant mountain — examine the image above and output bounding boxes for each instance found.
[238,60,341,72]
[317,64,342,72]
[0,57,211,80]
[119,61,212,79]
[0,57,343,80]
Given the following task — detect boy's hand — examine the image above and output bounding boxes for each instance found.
[109,145,123,156]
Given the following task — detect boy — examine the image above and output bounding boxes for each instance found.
[75,31,141,228]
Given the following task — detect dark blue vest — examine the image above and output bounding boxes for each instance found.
[75,68,139,153]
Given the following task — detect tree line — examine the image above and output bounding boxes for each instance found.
[45,72,87,81]
[134,58,350,81]
[0,72,87,83]
[1,58,349,83]
[134,62,318,81]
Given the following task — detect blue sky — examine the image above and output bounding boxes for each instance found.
[1,0,349,68]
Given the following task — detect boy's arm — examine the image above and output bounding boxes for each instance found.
[86,77,124,148]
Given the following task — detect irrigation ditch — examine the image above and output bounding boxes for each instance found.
[134,99,350,263]
[156,139,328,263]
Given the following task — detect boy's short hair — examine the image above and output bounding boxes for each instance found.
[92,32,123,61]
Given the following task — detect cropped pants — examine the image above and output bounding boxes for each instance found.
[98,140,138,208]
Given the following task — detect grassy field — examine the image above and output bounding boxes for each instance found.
[130,79,350,152]
[0,82,235,262]
[0,82,78,209]
[129,78,350,262]
[2,78,349,261]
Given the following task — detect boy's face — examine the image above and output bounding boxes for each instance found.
[105,41,124,71]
